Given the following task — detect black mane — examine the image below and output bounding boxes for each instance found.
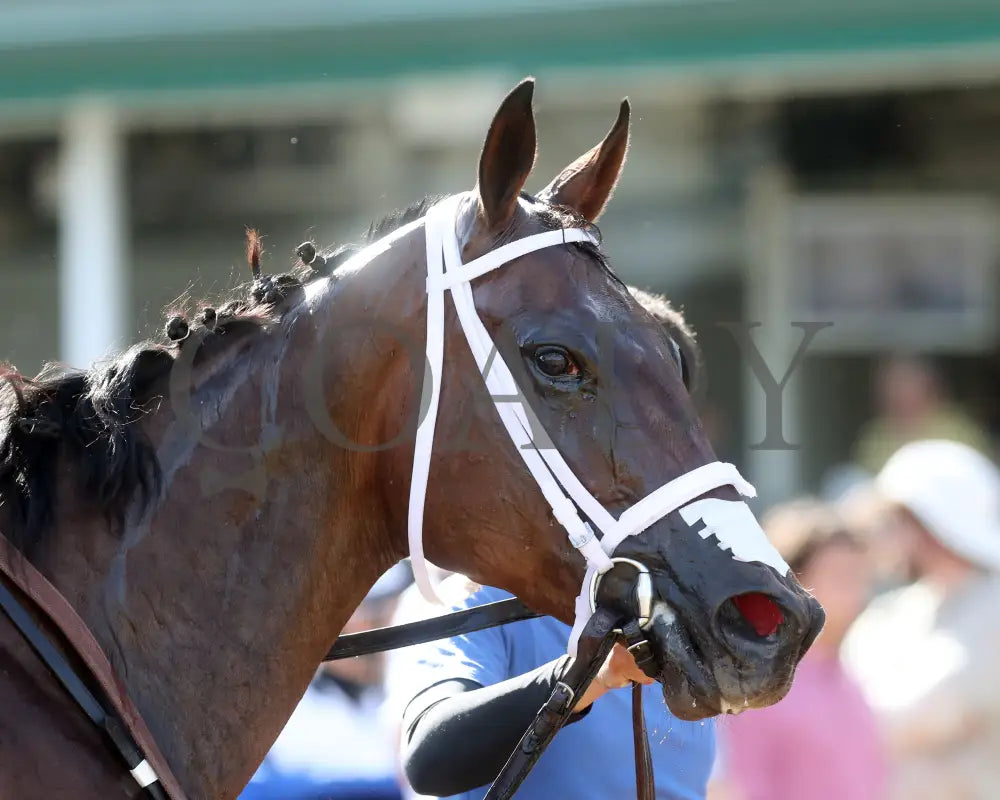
[0,348,170,554]
[0,195,696,556]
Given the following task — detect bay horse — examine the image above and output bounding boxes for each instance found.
[0,79,823,799]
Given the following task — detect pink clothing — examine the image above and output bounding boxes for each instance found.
[718,652,885,800]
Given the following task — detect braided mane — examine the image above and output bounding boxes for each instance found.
[0,200,433,555]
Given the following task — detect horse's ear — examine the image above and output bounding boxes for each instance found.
[537,99,630,222]
[476,78,537,232]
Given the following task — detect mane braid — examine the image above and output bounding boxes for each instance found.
[246,228,263,280]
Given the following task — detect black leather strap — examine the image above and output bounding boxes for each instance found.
[621,619,658,681]
[324,597,540,661]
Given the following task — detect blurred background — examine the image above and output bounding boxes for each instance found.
[3,2,1000,798]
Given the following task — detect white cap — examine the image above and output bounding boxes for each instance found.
[877,440,1000,572]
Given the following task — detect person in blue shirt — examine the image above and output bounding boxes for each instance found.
[391,582,716,800]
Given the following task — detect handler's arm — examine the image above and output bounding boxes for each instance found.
[401,655,584,796]
[401,642,651,796]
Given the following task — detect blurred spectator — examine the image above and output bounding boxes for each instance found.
[386,576,714,800]
[709,499,885,800]
[843,440,1000,800]
[851,355,989,474]
[240,565,411,800]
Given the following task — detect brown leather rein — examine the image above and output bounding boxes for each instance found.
[1,536,655,800]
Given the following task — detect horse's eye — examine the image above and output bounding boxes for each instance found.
[534,346,580,378]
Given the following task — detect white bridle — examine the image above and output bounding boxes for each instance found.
[406,193,787,653]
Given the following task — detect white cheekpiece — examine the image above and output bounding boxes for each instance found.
[401,193,785,654]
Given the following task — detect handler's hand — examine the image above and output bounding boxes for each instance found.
[573,643,655,712]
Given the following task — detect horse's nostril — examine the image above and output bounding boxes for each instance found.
[729,593,784,638]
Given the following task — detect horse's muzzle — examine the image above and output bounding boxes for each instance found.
[646,579,825,721]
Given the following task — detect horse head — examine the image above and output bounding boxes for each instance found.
[387,79,824,720]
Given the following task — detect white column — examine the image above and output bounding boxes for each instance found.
[58,98,127,367]
[743,165,802,507]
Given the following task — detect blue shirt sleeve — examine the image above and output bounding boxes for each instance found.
[387,585,516,706]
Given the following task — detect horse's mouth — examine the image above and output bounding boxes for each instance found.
[646,600,797,722]
[646,602,721,721]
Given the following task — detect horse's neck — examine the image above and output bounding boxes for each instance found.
[37,255,421,798]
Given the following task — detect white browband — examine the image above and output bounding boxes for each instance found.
[406,193,770,653]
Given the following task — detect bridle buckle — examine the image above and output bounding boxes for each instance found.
[587,557,653,630]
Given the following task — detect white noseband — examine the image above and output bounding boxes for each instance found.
[406,193,786,653]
